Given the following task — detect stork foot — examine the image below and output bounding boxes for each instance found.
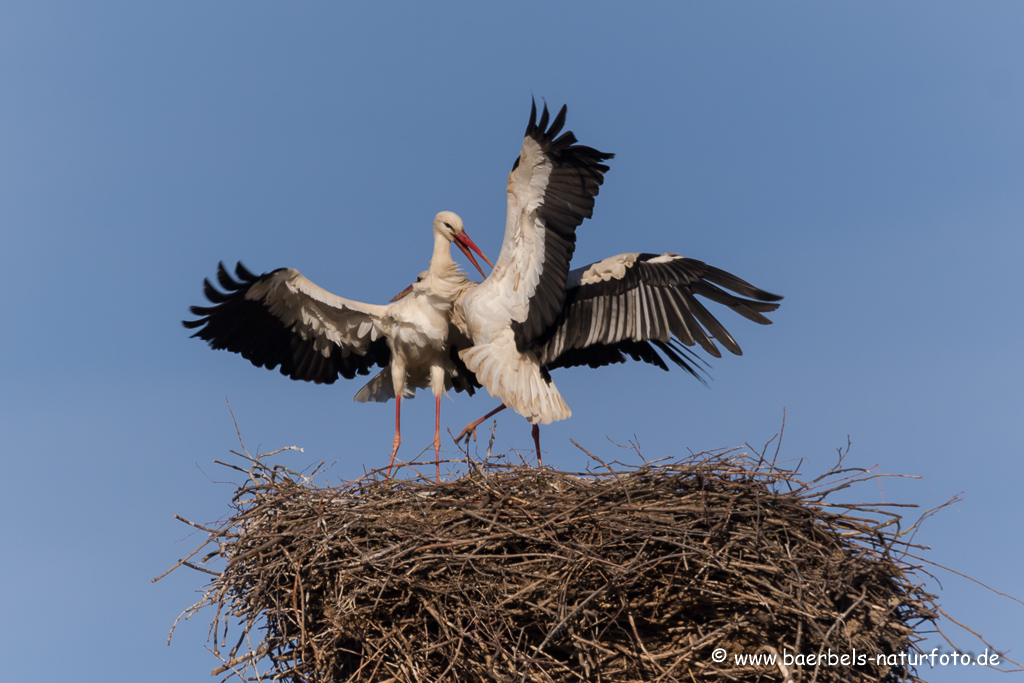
[433,434,442,484]
[455,420,484,444]
[385,436,401,478]
[457,404,508,445]
[433,394,443,484]
[386,395,403,479]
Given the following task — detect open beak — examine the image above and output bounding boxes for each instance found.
[454,231,494,279]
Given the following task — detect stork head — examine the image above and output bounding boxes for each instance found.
[434,210,464,237]
[433,211,494,277]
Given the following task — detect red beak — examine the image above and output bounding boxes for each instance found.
[453,231,494,279]
[389,283,414,302]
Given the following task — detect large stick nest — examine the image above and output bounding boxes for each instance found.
[167,440,956,683]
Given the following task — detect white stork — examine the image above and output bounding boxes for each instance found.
[183,211,492,482]
[450,101,612,451]
[442,102,781,463]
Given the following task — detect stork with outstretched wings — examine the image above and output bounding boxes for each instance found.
[184,211,491,482]
[446,103,781,462]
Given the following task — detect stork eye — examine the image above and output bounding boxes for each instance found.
[443,222,452,229]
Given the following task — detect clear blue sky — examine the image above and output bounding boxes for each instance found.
[3,3,1021,680]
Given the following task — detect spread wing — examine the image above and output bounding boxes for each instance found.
[183,262,392,384]
[533,253,783,377]
[462,100,613,349]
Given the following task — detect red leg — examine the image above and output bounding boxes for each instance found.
[386,395,402,478]
[532,424,542,468]
[433,394,442,483]
[456,403,507,443]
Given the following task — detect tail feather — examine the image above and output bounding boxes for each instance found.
[354,369,415,403]
[460,343,571,425]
